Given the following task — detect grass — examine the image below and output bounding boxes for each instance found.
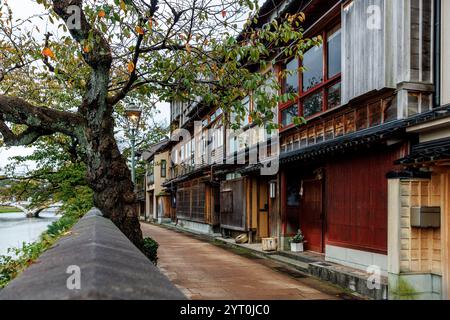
[0,206,22,213]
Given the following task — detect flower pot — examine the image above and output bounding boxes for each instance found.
[290,242,304,252]
[262,238,277,251]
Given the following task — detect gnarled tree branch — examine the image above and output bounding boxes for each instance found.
[0,95,84,143]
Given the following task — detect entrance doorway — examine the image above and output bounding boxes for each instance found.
[258,181,269,238]
[299,179,324,253]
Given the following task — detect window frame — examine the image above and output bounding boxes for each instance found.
[160,159,167,178]
[278,23,342,132]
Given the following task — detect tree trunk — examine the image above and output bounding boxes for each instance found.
[83,117,144,250]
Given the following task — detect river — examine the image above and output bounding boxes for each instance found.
[0,209,60,256]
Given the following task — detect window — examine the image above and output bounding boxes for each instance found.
[327,26,341,78]
[279,24,342,129]
[281,105,298,127]
[302,45,323,92]
[160,160,167,178]
[284,58,299,94]
[327,82,341,109]
[303,91,323,118]
[147,161,154,185]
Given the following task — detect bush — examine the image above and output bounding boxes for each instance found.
[142,237,159,265]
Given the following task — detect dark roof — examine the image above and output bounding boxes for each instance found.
[141,138,170,161]
[396,137,450,165]
[280,119,407,164]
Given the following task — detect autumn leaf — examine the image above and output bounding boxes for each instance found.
[127,61,135,73]
[135,26,145,35]
[83,46,90,53]
[299,12,306,22]
[98,10,106,18]
[42,47,55,59]
[120,0,127,11]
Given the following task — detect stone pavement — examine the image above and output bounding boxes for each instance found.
[141,223,355,300]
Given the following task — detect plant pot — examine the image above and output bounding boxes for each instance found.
[290,242,304,252]
[262,238,277,251]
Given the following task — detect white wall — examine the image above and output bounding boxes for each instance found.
[442,0,450,105]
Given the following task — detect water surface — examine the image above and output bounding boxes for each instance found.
[0,209,59,256]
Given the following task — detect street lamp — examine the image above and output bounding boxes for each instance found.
[125,102,142,185]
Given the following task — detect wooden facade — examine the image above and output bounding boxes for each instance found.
[143,0,450,299]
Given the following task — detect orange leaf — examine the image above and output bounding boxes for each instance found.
[42,47,55,59]
[98,10,106,18]
[135,26,145,35]
[127,61,135,73]
[83,46,90,53]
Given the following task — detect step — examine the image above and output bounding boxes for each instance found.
[268,254,310,272]
[277,250,324,264]
[308,262,388,300]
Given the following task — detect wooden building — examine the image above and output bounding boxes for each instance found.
[147,0,449,299]
[259,0,433,277]
[142,139,174,222]
[387,0,450,299]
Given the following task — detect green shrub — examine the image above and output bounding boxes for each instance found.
[142,237,159,265]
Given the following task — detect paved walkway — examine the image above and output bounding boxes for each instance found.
[141,223,350,300]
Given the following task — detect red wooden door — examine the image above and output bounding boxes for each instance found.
[299,179,324,253]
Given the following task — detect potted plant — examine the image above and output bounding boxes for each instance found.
[290,229,306,252]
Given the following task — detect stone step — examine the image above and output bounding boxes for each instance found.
[308,262,388,300]
[277,250,324,264]
[268,254,310,272]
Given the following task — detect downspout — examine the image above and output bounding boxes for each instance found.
[434,0,441,107]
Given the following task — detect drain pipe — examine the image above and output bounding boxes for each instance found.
[434,0,441,107]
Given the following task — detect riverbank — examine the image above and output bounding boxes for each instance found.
[0,207,20,214]
[0,207,85,288]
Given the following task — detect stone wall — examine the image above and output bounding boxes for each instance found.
[0,208,185,300]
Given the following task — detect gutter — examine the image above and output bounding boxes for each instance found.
[434,0,441,107]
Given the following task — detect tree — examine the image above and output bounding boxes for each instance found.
[0,0,317,248]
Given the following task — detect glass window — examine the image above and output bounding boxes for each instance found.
[303,91,323,118]
[302,45,323,92]
[160,160,167,178]
[281,105,298,127]
[284,58,299,94]
[327,26,341,78]
[327,82,341,109]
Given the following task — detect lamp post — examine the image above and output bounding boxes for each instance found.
[125,103,142,185]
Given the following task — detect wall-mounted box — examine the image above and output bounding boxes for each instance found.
[410,207,441,228]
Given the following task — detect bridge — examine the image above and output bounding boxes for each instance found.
[0,200,62,218]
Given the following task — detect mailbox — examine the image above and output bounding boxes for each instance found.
[410,207,441,228]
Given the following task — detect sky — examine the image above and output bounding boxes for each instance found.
[0,0,170,174]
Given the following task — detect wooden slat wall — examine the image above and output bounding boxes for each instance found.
[326,145,405,253]
[399,177,442,274]
[220,179,246,231]
[342,0,386,104]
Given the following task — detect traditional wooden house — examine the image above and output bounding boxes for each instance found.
[249,0,438,278]
[152,0,449,299]
[163,100,224,234]
[386,0,450,299]
[142,139,173,222]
